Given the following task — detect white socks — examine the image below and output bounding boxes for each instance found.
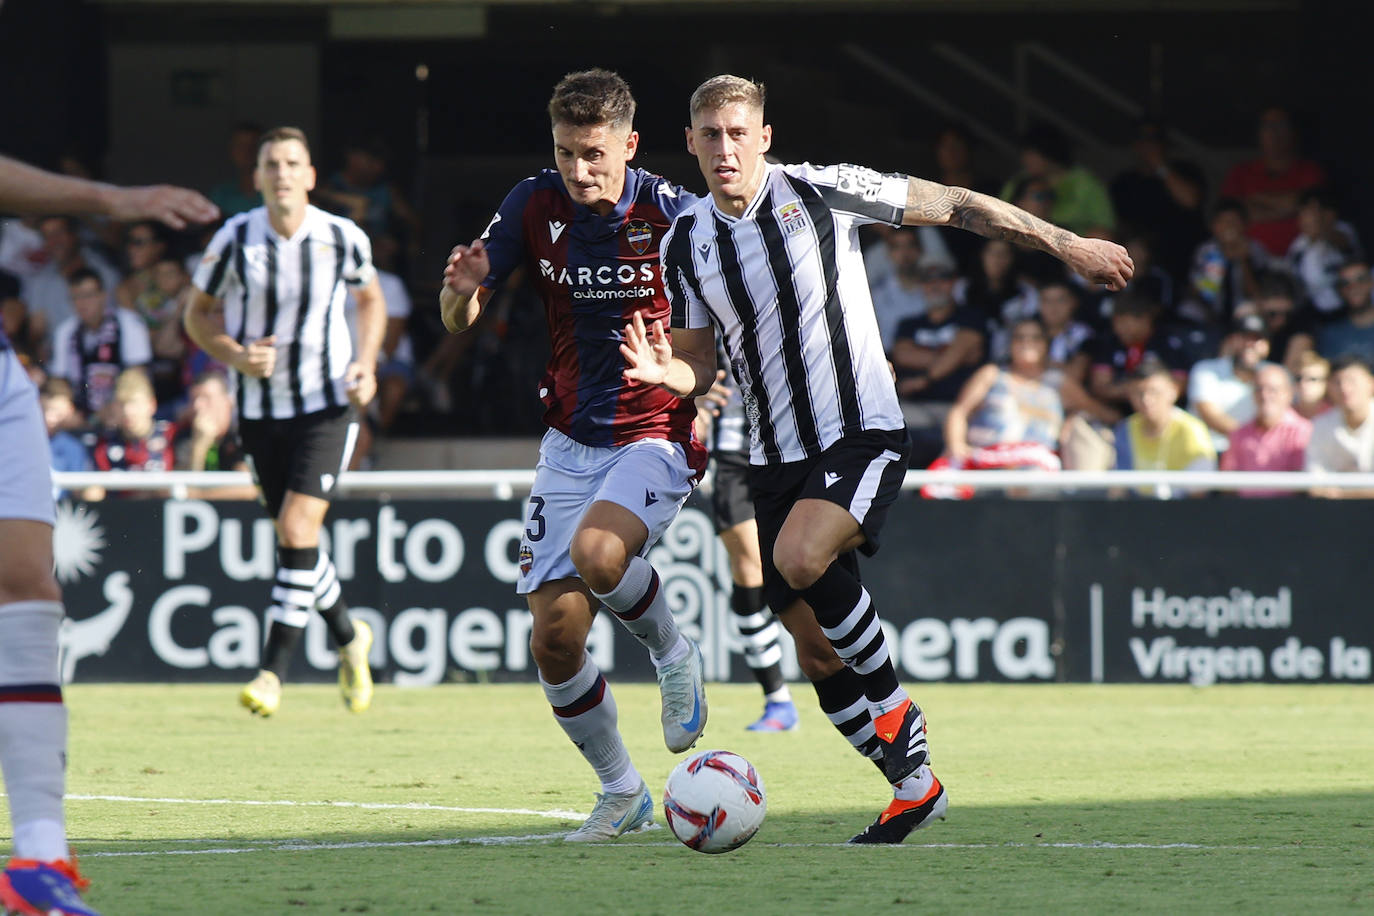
[0,600,70,861]
[541,654,640,795]
[593,557,688,668]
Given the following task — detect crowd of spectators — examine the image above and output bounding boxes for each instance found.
[868,108,1374,498]
[2,105,1370,499]
[0,123,460,498]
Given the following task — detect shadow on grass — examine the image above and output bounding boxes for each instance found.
[76,793,1374,916]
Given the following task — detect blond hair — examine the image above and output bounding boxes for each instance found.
[689,75,766,120]
[1297,350,1330,375]
[114,368,155,403]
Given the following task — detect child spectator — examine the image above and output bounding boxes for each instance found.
[1220,363,1311,497]
[1036,279,1095,385]
[38,378,93,500]
[47,267,152,418]
[1181,198,1276,328]
[1114,358,1217,497]
[1088,291,1190,417]
[88,369,175,500]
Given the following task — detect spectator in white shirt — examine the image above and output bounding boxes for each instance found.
[870,227,935,354]
[1188,312,1268,452]
[1306,354,1374,498]
[19,215,121,338]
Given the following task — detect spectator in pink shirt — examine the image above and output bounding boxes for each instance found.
[1221,362,1311,497]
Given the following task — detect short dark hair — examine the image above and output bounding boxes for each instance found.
[1330,354,1373,376]
[67,266,104,290]
[39,377,74,401]
[548,69,636,129]
[1255,271,1297,301]
[1039,278,1080,303]
[257,126,312,159]
[1298,187,1337,211]
[1128,355,1175,384]
[1212,197,1247,222]
[1110,290,1159,319]
[39,215,78,235]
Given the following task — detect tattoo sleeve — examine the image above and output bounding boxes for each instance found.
[904,176,1076,257]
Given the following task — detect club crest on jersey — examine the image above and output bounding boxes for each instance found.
[519,544,534,575]
[777,201,808,237]
[625,219,653,255]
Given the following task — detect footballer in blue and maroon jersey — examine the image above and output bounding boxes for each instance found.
[479,165,704,465]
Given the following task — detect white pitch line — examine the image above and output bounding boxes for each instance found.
[58,794,586,821]
[82,833,578,857]
[82,833,1304,858]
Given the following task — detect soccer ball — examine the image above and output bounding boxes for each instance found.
[662,750,766,854]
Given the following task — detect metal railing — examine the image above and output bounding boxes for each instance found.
[51,469,1374,501]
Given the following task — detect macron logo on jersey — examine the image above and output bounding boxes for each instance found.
[480,211,502,241]
[549,220,567,243]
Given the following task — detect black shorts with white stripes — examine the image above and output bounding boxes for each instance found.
[709,450,755,532]
[239,405,358,517]
[748,427,911,613]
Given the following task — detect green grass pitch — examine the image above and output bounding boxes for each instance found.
[6,682,1372,914]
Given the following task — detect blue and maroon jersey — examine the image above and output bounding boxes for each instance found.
[480,167,702,454]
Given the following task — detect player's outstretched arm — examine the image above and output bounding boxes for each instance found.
[621,313,717,399]
[0,153,219,229]
[901,177,1134,291]
[439,239,493,333]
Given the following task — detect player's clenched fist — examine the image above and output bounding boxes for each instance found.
[234,335,277,379]
[1066,238,1135,292]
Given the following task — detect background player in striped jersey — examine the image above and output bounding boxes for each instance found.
[623,74,1132,844]
[695,344,797,731]
[0,152,217,916]
[438,69,711,842]
[184,127,385,719]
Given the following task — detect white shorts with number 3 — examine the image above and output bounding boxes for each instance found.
[517,428,697,595]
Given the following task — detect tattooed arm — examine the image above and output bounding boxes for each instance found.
[902,177,1135,291]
